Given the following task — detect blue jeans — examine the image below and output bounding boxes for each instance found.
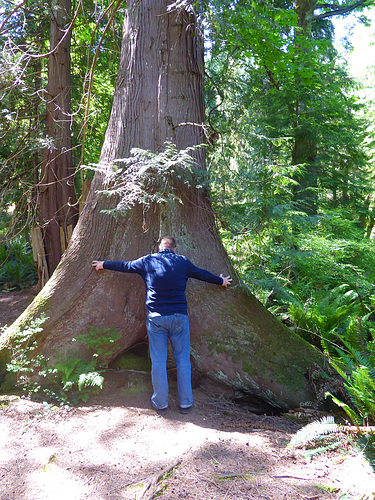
[147,313,193,409]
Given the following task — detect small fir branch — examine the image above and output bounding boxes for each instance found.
[86,142,206,216]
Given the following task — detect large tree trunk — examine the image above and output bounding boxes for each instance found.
[0,0,325,411]
[38,0,78,276]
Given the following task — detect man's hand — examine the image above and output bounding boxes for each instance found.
[92,260,104,271]
[220,274,232,287]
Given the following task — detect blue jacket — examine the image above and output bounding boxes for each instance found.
[103,249,223,316]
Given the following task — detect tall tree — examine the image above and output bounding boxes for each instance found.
[0,0,120,261]
[0,0,325,411]
[38,0,79,275]
[290,0,369,213]
[207,0,372,216]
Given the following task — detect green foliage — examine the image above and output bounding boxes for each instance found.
[73,326,122,367]
[0,0,122,239]
[207,0,371,221]
[221,208,375,311]
[70,3,122,167]
[0,237,38,290]
[285,296,375,472]
[6,318,121,405]
[0,1,50,233]
[38,354,106,403]
[274,285,368,349]
[207,7,375,466]
[5,314,48,386]
[326,334,375,426]
[87,142,206,216]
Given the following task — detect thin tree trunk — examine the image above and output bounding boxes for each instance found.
[292,133,318,215]
[38,0,78,276]
[31,55,42,211]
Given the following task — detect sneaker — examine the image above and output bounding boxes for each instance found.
[151,402,168,415]
[179,405,193,415]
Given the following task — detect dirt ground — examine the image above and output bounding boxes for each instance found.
[1,288,374,500]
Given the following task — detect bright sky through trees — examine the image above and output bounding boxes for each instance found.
[333,8,375,79]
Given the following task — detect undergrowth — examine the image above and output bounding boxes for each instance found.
[221,206,375,490]
[0,237,37,290]
[5,317,121,405]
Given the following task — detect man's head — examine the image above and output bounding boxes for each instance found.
[159,236,177,251]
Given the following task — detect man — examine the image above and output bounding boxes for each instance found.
[92,236,231,415]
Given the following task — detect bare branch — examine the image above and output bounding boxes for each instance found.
[0,0,28,36]
[28,0,83,59]
[314,0,375,20]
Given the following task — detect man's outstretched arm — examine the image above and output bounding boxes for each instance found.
[187,259,232,288]
[92,259,145,274]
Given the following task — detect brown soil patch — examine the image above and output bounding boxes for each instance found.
[0,288,373,500]
[0,286,38,329]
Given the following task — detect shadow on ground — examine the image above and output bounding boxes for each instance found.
[0,370,342,500]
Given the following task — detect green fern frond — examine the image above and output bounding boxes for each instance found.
[340,341,375,380]
[87,142,205,216]
[289,416,339,448]
[54,358,81,382]
[353,434,375,468]
[326,392,363,426]
[330,348,359,377]
[328,338,375,425]
[78,372,104,392]
[303,441,342,459]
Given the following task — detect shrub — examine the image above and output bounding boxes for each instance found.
[0,237,37,290]
[5,317,121,404]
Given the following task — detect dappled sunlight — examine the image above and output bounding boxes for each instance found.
[27,465,86,500]
[331,453,375,500]
[0,390,340,500]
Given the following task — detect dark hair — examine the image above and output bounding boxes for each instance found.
[159,236,177,249]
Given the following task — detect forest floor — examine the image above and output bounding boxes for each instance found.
[1,287,374,500]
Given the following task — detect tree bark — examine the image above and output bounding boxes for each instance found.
[0,0,325,411]
[293,0,317,30]
[292,131,318,215]
[38,0,78,276]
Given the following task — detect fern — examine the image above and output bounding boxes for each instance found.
[76,372,104,403]
[6,318,112,405]
[327,338,375,426]
[55,358,81,385]
[289,416,339,448]
[78,372,104,392]
[325,392,363,427]
[303,441,342,459]
[0,238,37,290]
